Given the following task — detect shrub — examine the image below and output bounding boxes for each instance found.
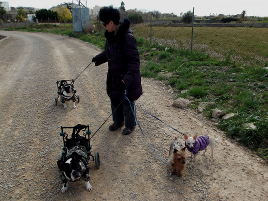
[35,9,59,22]
[181,11,193,24]
[128,13,143,24]
[221,17,238,23]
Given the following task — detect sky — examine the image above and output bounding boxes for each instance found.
[5,0,268,17]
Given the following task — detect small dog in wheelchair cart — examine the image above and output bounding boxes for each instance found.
[57,124,100,192]
[55,79,80,109]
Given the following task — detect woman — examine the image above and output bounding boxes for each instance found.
[92,6,142,135]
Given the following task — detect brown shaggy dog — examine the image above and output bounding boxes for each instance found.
[168,137,187,177]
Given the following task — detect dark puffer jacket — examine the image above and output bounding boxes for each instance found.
[93,19,142,102]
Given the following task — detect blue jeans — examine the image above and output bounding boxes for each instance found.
[110,98,136,128]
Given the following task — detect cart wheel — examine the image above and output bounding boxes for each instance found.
[55,98,58,106]
[94,151,100,169]
[77,95,80,103]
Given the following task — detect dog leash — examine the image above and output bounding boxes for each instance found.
[124,84,169,165]
[135,104,185,137]
[73,61,93,82]
[124,95,169,165]
[90,98,125,140]
[90,84,184,165]
[124,84,184,137]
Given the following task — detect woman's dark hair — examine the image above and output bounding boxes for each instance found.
[99,6,120,25]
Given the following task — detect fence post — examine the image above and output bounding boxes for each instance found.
[191,7,194,52]
[150,12,152,45]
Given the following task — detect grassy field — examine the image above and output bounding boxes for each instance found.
[2,23,268,161]
[132,25,268,67]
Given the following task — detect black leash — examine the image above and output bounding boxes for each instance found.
[90,98,124,140]
[89,83,184,165]
[73,62,93,82]
[90,84,126,139]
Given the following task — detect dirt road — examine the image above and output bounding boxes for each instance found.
[0,31,267,200]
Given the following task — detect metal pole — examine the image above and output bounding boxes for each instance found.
[191,7,194,52]
[150,13,152,45]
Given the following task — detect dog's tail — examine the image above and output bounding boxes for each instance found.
[208,135,220,141]
[215,136,220,141]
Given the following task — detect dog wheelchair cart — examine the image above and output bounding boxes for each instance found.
[59,124,100,169]
[55,79,80,106]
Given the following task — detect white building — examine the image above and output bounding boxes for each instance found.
[92,5,101,16]
[27,14,35,23]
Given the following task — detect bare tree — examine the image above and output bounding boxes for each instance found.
[119,1,125,12]
[119,1,126,19]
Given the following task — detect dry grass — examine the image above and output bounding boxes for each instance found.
[132,26,268,66]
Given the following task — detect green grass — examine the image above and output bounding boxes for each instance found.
[138,40,268,161]
[4,23,268,162]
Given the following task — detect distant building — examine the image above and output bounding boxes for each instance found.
[24,7,35,11]
[92,5,101,16]
[4,7,17,20]
[0,1,9,10]
[27,14,35,22]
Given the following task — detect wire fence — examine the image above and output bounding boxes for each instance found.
[94,13,268,66]
[128,13,268,67]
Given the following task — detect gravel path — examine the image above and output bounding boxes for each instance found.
[0,31,267,201]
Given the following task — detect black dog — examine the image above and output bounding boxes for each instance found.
[57,125,92,193]
[57,148,92,192]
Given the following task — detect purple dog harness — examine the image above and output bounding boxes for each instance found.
[185,135,209,155]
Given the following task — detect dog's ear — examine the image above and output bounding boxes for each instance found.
[193,134,198,140]
[184,134,188,139]
[57,160,65,170]
[181,147,186,151]
[174,148,178,153]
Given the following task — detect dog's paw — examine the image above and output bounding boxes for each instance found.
[85,181,92,192]
[61,185,68,193]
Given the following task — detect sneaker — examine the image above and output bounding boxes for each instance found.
[109,122,124,131]
[122,127,135,135]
